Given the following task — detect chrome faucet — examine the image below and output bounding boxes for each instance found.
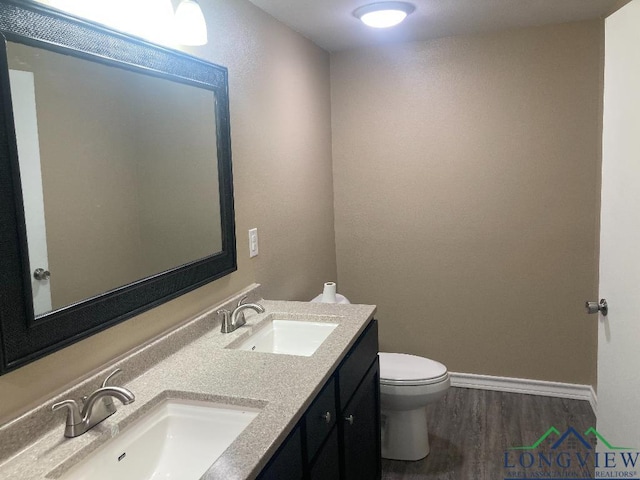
[51,369,135,438]
[219,296,265,333]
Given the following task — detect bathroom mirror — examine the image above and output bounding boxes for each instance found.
[0,1,236,374]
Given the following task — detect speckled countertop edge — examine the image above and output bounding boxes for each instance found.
[0,287,376,480]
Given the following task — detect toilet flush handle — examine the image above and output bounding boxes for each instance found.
[345,414,354,425]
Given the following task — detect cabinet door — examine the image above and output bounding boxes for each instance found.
[309,427,340,480]
[305,377,337,463]
[338,320,378,408]
[341,358,381,480]
[257,425,303,480]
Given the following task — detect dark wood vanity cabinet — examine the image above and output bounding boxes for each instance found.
[256,425,304,480]
[257,319,381,480]
[340,360,381,480]
[309,428,340,479]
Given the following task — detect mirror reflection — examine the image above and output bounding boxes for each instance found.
[7,41,222,316]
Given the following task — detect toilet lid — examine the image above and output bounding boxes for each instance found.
[379,352,448,386]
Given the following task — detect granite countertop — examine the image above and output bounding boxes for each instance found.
[0,290,376,480]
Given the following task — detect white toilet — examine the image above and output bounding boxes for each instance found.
[379,352,450,461]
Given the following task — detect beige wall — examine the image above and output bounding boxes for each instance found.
[0,0,336,423]
[0,4,603,426]
[331,21,602,386]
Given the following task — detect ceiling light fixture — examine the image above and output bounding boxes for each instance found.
[353,2,415,29]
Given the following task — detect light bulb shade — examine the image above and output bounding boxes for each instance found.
[354,2,415,28]
[135,0,176,45]
[175,0,208,46]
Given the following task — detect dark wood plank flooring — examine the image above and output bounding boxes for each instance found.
[381,387,596,479]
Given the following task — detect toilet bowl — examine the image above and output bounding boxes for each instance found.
[379,352,450,461]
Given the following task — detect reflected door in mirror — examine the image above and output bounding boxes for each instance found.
[7,41,222,316]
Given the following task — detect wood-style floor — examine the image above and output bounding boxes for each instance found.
[381,387,596,479]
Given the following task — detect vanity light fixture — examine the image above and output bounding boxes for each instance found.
[353,2,415,28]
[44,0,207,46]
[175,0,208,46]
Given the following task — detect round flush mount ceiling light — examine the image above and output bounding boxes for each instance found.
[353,2,416,28]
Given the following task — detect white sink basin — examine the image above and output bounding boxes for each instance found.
[58,399,260,480]
[233,319,338,356]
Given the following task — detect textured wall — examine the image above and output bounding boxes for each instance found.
[0,0,335,423]
[331,21,602,386]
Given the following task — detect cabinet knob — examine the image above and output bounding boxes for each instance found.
[321,411,331,424]
[345,414,354,425]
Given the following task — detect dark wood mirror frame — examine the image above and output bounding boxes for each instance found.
[0,0,236,374]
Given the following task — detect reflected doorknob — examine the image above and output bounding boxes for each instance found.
[33,268,51,281]
[586,299,608,316]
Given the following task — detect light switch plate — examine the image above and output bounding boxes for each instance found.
[249,228,259,258]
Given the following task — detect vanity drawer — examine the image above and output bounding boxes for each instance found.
[305,377,336,462]
[338,319,378,407]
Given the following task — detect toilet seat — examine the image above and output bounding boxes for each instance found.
[379,352,448,386]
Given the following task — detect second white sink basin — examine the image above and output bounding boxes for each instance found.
[233,319,338,356]
[58,399,260,480]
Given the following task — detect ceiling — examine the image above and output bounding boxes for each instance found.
[246,0,627,52]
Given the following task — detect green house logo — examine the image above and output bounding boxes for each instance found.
[510,426,633,451]
[503,426,639,480]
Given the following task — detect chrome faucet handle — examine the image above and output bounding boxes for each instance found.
[231,298,264,330]
[101,369,123,413]
[234,296,252,327]
[237,295,249,307]
[101,368,122,388]
[52,384,134,438]
[233,311,247,329]
[218,309,233,333]
[52,399,82,427]
[220,297,264,333]
[234,296,249,329]
[81,386,135,419]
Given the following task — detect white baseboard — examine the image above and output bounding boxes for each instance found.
[449,372,598,416]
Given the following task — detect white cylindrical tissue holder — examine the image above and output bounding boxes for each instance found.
[321,282,337,303]
[311,282,351,304]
